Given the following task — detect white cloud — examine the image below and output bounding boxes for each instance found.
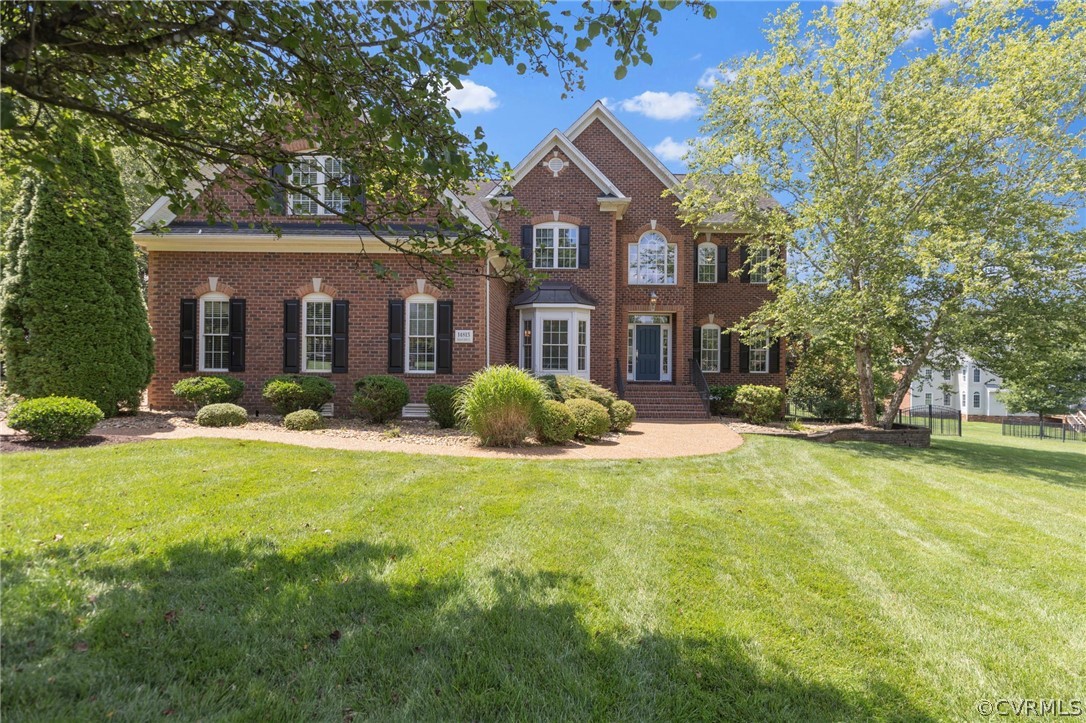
[652,136,691,162]
[689,52,703,61]
[445,80,498,113]
[618,91,699,121]
[904,18,934,44]
[697,67,737,89]
[600,97,617,111]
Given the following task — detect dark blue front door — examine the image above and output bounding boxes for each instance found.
[635,325,661,381]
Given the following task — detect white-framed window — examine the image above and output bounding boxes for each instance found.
[199,292,230,372]
[943,393,951,405]
[924,369,932,381]
[973,367,980,383]
[961,391,967,407]
[973,392,981,408]
[533,223,578,269]
[289,155,351,216]
[700,324,721,372]
[628,231,677,285]
[518,307,591,378]
[924,393,932,405]
[749,247,773,284]
[577,320,588,372]
[302,293,333,372]
[406,294,437,374]
[541,319,569,372]
[748,332,770,374]
[521,318,533,372]
[627,327,635,376]
[697,242,717,283]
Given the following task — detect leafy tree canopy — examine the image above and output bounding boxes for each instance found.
[1,0,715,281]
[680,0,1086,427]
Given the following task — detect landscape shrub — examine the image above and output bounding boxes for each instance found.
[536,374,563,401]
[708,384,740,416]
[261,375,335,415]
[172,376,245,410]
[456,365,547,447]
[7,396,103,441]
[352,375,410,423]
[535,399,576,444]
[195,403,248,427]
[566,398,610,441]
[283,409,324,431]
[424,384,459,428]
[735,385,785,425]
[608,400,637,432]
[555,376,616,409]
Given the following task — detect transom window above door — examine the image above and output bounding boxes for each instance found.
[628,231,677,285]
[534,223,579,269]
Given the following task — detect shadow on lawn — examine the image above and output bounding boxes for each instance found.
[3,538,935,721]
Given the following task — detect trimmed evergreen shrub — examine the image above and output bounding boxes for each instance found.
[708,385,740,416]
[7,396,104,441]
[566,398,610,441]
[195,403,248,427]
[735,385,785,425]
[535,399,576,444]
[456,365,547,447]
[536,374,563,401]
[261,375,335,415]
[425,384,459,428]
[0,127,154,417]
[283,409,325,431]
[608,400,637,432]
[555,376,616,409]
[352,375,409,423]
[172,376,245,410]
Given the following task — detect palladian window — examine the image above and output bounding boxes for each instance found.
[628,231,677,285]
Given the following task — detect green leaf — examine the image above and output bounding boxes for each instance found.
[614,65,627,80]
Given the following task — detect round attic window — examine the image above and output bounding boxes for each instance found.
[547,157,565,174]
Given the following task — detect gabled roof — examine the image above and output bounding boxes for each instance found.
[565,100,682,196]
[488,128,624,199]
[512,281,596,308]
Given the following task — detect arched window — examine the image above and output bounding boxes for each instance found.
[972,392,981,408]
[628,231,677,285]
[533,222,579,269]
[700,324,721,372]
[697,242,717,283]
[199,292,230,372]
[406,294,437,373]
[302,292,333,372]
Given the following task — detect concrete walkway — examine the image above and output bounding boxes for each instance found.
[2,419,743,460]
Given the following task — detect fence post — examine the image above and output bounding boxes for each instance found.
[928,404,934,432]
[1038,413,1044,439]
[957,409,961,437]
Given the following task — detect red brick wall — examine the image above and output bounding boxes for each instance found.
[147,251,497,412]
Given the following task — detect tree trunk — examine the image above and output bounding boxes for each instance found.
[855,340,878,427]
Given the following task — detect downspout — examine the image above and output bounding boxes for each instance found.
[484,256,491,367]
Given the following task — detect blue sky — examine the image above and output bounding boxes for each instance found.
[445,1,951,172]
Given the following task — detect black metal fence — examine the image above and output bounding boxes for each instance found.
[1002,417,1083,442]
[897,404,962,436]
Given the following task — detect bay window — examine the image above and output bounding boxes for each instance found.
[517,307,592,378]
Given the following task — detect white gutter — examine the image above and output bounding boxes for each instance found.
[484,257,491,367]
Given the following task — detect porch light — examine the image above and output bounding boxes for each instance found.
[649,290,658,312]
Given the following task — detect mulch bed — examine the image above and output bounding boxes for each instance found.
[0,434,126,453]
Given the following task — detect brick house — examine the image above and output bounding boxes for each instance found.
[135,101,785,419]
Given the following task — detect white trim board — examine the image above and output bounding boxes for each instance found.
[487,128,624,199]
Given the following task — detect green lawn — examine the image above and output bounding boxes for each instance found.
[2,423,1083,721]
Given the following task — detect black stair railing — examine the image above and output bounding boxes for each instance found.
[688,357,711,416]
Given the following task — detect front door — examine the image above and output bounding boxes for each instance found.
[635,325,661,381]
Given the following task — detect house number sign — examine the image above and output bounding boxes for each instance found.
[455,330,474,343]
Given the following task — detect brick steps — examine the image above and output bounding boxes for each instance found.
[622,384,709,420]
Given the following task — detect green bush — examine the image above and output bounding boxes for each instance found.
[566,398,611,441]
[608,400,637,432]
[261,375,335,415]
[172,376,245,410]
[283,409,325,431]
[7,396,103,441]
[555,376,616,409]
[425,384,459,428]
[536,374,563,401]
[352,375,409,423]
[735,385,785,425]
[456,365,547,447]
[708,385,740,416]
[535,399,576,444]
[195,403,248,427]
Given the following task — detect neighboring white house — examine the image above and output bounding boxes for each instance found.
[906,355,1032,421]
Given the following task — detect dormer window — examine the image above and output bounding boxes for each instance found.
[289,156,352,216]
[628,231,677,285]
[533,223,579,269]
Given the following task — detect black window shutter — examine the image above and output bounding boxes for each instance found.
[437,300,453,374]
[180,299,197,371]
[388,299,405,373]
[332,299,349,373]
[693,326,702,367]
[269,164,287,214]
[722,333,732,372]
[740,245,750,283]
[521,225,533,267]
[718,243,729,283]
[769,338,781,373]
[739,342,750,373]
[228,298,246,372]
[694,245,701,282]
[578,226,590,268]
[283,300,300,373]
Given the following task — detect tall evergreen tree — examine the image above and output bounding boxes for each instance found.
[0,125,153,416]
